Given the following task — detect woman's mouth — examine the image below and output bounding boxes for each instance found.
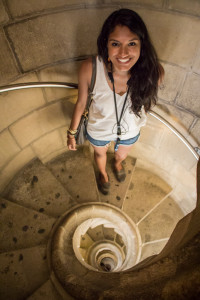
[117,58,131,64]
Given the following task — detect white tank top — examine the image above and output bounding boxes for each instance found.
[87,56,147,141]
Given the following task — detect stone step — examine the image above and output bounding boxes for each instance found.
[96,153,136,208]
[138,196,184,244]
[0,245,49,300]
[0,198,55,253]
[27,279,74,300]
[139,239,169,262]
[46,146,99,203]
[3,159,76,218]
[122,167,172,224]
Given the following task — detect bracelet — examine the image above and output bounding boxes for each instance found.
[67,128,77,136]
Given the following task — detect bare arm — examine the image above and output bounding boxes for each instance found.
[67,57,93,150]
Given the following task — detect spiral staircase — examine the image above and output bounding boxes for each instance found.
[0,83,199,300]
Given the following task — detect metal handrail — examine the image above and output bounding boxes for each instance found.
[0,82,78,93]
[0,82,199,160]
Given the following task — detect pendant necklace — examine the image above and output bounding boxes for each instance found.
[108,64,130,151]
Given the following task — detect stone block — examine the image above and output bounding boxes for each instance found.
[138,197,184,243]
[27,279,65,300]
[0,0,9,24]
[176,73,200,116]
[0,73,45,132]
[111,0,163,8]
[127,7,200,68]
[6,0,85,18]
[190,119,200,145]
[0,246,49,300]
[168,0,200,16]
[32,129,64,160]
[139,120,164,148]
[61,99,77,126]
[192,44,200,74]
[10,102,67,148]
[0,146,35,192]
[0,129,20,169]
[152,102,195,135]
[38,61,80,102]
[0,29,19,85]
[158,129,197,170]
[158,63,186,103]
[123,167,172,224]
[59,125,70,147]
[5,8,114,71]
[140,239,168,262]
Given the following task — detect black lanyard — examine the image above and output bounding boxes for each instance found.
[112,80,130,137]
[108,69,130,141]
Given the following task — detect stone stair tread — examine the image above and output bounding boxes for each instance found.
[123,167,172,223]
[138,196,184,244]
[3,158,76,218]
[97,154,136,208]
[27,279,72,300]
[0,245,49,300]
[140,239,169,262]
[0,197,55,253]
[46,146,99,203]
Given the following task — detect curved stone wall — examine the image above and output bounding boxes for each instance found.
[0,1,199,195]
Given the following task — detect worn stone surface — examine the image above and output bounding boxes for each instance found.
[38,61,80,102]
[123,167,172,224]
[168,0,200,16]
[129,7,200,68]
[140,239,169,262]
[154,102,195,134]
[0,73,45,132]
[158,63,186,103]
[0,0,9,24]
[0,198,55,252]
[190,119,200,145]
[114,0,163,8]
[138,196,184,243]
[10,101,67,148]
[6,0,85,18]
[158,127,198,170]
[139,119,164,148]
[0,245,49,300]
[97,153,136,208]
[3,159,76,217]
[176,73,200,116]
[46,146,99,203]
[5,8,114,71]
[0,129,20,169]
[32,129,64,160]
[27,279,69,300]
[0,147,35,193]
[0,29,19,85]
[193,43,200,74]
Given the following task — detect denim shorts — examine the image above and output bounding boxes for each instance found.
[86,131,140,151]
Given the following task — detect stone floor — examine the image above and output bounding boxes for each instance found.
[0,145,184,300]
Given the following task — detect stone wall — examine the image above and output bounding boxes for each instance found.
[0,0,199,192]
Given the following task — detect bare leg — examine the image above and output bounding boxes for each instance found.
[93,145,109,182]
[114,144,133,171]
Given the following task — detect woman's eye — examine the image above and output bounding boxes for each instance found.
[111,42,119,47]
[129,42,136,46]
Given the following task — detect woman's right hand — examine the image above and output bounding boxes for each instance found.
[67,136,77,151]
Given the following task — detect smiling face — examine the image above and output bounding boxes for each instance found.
[107,25,141,74]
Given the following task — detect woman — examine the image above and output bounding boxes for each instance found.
[67,9,164,194]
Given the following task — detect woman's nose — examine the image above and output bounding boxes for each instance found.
[118,46,128,56]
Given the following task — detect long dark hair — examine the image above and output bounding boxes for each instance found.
[97,9,161,115]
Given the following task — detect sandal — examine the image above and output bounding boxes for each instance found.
[98,173,110,195]
[112,159,126,182]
